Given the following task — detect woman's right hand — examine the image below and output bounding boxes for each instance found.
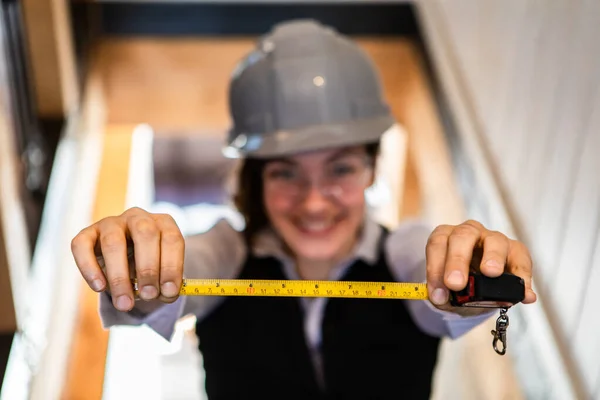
[70,207,185,312]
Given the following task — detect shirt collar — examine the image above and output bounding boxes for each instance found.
[251,212,383,267]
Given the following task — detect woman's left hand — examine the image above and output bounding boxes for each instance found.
[426,220,537,316]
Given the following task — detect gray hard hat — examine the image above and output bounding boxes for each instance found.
[223,19,395,159]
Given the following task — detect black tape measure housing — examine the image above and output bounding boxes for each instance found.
[449,273,525,308]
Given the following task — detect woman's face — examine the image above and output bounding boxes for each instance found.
[262,146,374,263]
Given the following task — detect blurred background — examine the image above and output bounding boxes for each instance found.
[0,0,598,399]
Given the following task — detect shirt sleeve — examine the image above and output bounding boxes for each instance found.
[98,218,247,341]
[384,219,496,339]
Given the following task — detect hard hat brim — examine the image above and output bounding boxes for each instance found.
[222,115,395,159]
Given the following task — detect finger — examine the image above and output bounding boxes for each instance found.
[444,223,481,291]
[126,214,161,301]
[99,217,135,311]
[426,225,453,306]
[479,230,510,277]
[507,240,537,304]
[71,226,106,292]
[154,214,184,301]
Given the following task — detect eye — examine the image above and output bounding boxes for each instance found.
[265,167,298,181]
[329,161,359,177]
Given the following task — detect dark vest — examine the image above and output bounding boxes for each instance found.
[195,230,441,400]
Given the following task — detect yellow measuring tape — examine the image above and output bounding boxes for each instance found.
[131,277,517,356]
[133,279,429,300]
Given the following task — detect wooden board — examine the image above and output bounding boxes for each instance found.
[97,37,253,132]
[0,107,18,334]
[0,64,30,335]
[0,214,17,334]
[431,1,600,396]
[21,0,79,117]
[60,125,135,400]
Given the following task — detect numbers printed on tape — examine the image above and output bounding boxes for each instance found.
[142,279,429,300]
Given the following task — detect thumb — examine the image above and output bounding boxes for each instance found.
[428,284,450,308]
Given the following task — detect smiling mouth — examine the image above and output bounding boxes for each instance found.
[294,217,344,235]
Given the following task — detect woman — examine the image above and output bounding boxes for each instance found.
[71,19,536,399]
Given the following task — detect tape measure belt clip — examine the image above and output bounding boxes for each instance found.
[448,272,525,357]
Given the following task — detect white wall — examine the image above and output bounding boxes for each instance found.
[418,0,600,398]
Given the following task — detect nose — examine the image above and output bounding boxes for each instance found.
[300,183,331,213]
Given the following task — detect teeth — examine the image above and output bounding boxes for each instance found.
[300,221,333,232]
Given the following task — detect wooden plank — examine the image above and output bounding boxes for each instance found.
[440,0,530,160]
[433,6,600,393]
[0,69,30,334]
[400,144,422,219]
[572,223,600,397]
[392,42,465,226]
[0,103,18,334]
[98,37,253,131]
[564,85,600,397]
[499,1,544,191]
[2,41,106,398]
[550,85,600,337]
[358,38,422,224]
[488,0,533,161]
[60,125,135,400]
[415,1,584,398]
[475,1,513,127]
[0,18,17,333]
[516,1,577,242]
[531,2,600,289]
[597,369,600,400]
[0,228,16,334]
[21,0,79,117]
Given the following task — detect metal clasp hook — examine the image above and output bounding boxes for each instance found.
[491,308,509,355]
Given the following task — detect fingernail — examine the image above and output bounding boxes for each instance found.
[116,295,132,311]
[91,279,104,291]
[161,282,178,298]
[140,285,158,300]
[485,259,503,270]
[431,288,448,305]
[447,271,464,286]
